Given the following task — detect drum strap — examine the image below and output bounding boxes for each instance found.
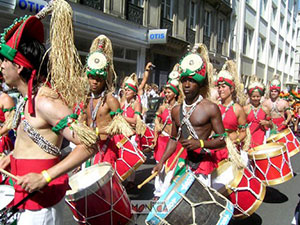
[179,101,203,170]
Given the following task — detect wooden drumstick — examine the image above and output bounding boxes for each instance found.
[0,168,19,181]
[137,171,158,189]
[165,136,191,174]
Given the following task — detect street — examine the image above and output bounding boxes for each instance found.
[63,151,300,225]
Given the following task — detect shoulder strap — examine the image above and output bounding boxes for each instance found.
[180,104,189,139]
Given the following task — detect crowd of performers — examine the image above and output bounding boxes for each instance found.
[0,1,300,225]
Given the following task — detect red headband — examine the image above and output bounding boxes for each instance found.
[217,77,235,87]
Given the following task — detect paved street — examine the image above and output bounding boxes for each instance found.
[63,151,300,225]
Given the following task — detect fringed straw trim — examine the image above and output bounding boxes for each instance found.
[4,110,15,130]
[136,116,146,136]
[226,137,246,170]
[70,122,98,148]
[242,127,251,152]
[105,114,134,137]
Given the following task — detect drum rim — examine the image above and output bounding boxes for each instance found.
[261,172,294,186]
[117,159,145,182]
[267,128,291,142]
[248,143,286,159]
[66,163,114,201]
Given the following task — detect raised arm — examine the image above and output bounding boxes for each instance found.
[138,62,153,96]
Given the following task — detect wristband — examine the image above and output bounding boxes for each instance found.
[41,170,52,183]
[199,139,204,148]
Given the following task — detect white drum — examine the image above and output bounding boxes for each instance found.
[0,185,14,210]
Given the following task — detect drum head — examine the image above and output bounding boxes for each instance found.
[69,163,113,192]
[0,185,14,210]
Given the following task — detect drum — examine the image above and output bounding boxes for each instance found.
[211,160,266,218]
[0,185,14,210]
[248,143,293,186]
[65,163,132,225]
[267,127,300,157]
[140,126,154,151]
[113,134,146,181]
[146,171,234,225]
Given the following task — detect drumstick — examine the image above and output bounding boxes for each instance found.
[165,136,191,174]
[137,171,158,189]
[0,168,19,181]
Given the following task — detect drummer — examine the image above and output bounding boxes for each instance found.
[151,66,185,199]
[84,35,122,168]
[152,43,226,186]
[0,4,98,224]
[243,77,272,148]
[216,60,248,163]
[262,75,292,135]
[120,73,143,190]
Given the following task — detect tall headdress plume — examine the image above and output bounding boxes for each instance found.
[86,35,117,92]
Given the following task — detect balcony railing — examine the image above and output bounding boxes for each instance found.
[187,28,195,44]
[161,18,173,36]
[80,0,104,11]
[127,3,143,25]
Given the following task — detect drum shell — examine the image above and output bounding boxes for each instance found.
[113,134,146,181]
[140,126,154,150]
[211,160,266,218]
[146,171,234,225]
[248,143,293,186]
[267,128,300,157]
[65,163,132,225]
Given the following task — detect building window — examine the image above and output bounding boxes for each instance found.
[217,19,224,42]
[260,0,267,17]
[162,0,173,20]
[129,0,144,7]
[188,1,196,30]
[280,15,284,29]
[278,49,282,65]
[258,36,265,61]
[243,27,253,55]
[204,10,211,37]
[287,22,290,34]
[269,43,275,64]
[272,5,277,21]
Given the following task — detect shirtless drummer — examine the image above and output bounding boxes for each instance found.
[263,75,292,135]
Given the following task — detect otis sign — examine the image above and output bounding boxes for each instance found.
[148,29,167,44]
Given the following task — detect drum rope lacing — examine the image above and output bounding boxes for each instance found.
[65,178,133,224]
[252,146,293,186]
[226,168,264,216]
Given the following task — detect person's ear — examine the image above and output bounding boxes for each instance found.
[16,64,24,74]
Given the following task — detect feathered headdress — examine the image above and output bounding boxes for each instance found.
[269,74,281,91]
[179,43,213,98]
[124,73,138,93]
[86,35,117,92]
[247,74,265,96]
[217,60,246,106]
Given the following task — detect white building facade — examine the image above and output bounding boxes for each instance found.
[230,0,299,90]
